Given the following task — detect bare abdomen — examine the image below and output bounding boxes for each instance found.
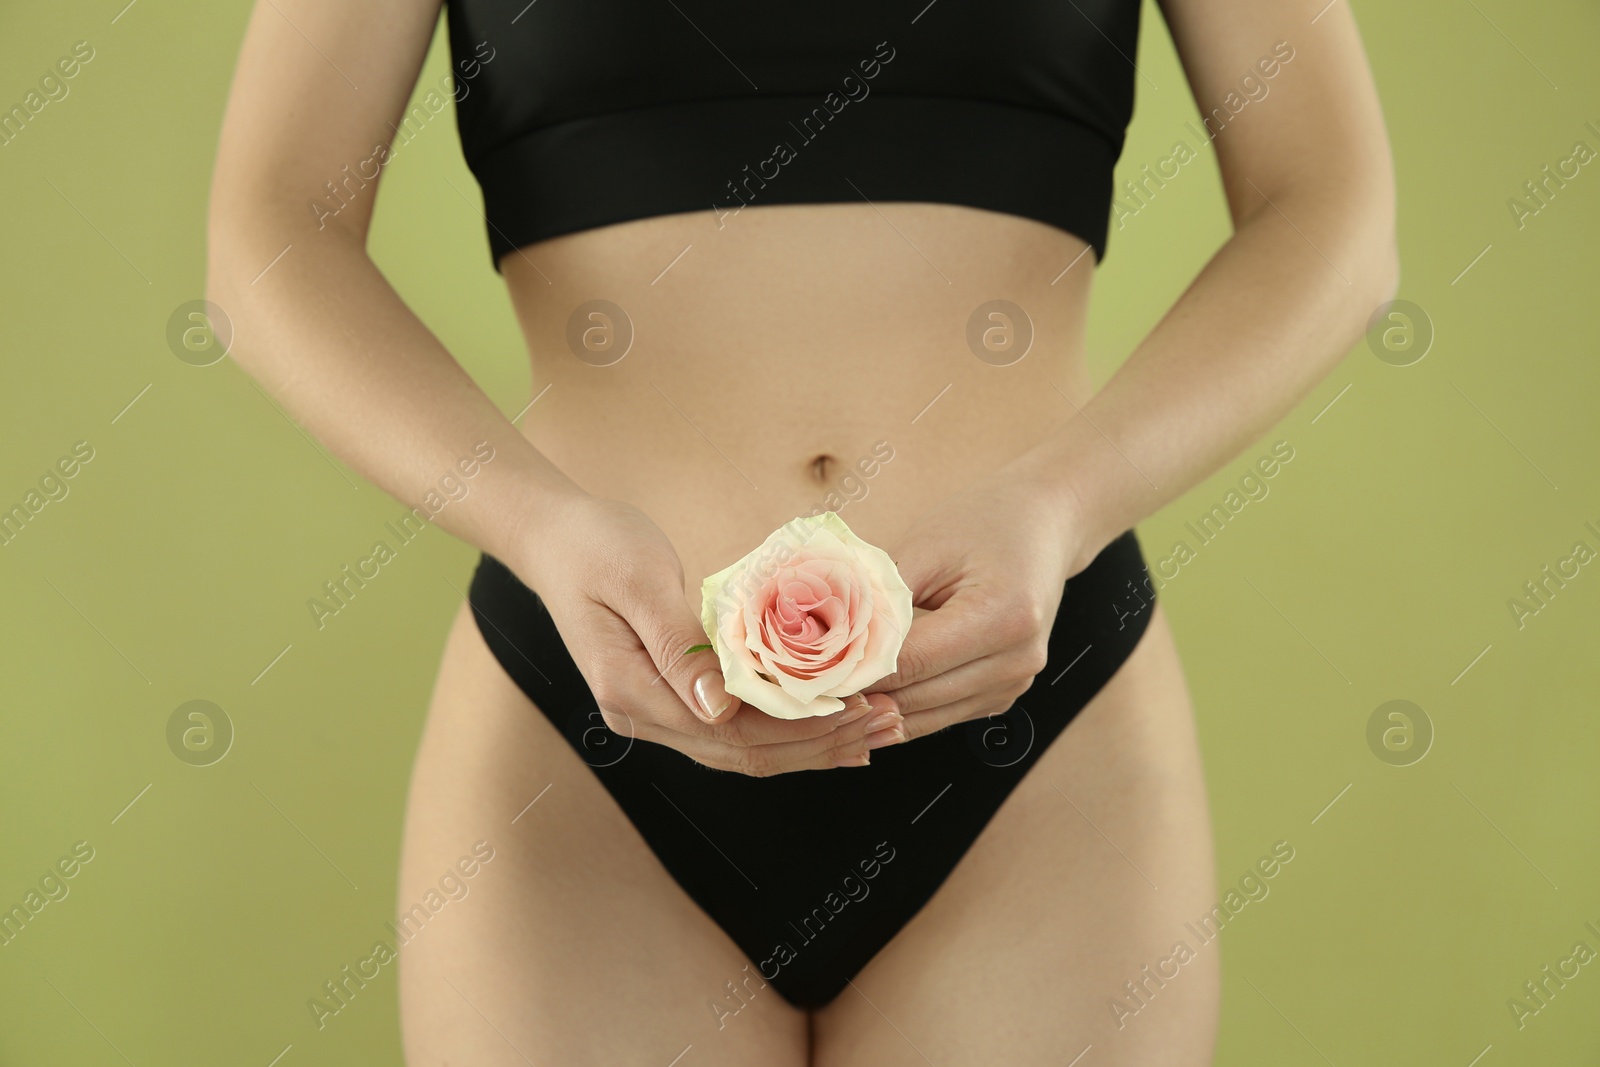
[500,199,1101,605]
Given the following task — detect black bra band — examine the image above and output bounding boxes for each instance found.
[471,93,1118,268]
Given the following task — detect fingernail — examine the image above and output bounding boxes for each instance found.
[865,725,907,750]
[864,710,902,734]
[833,751,871,768]
[694,672,731,720]
[837,697,874,726]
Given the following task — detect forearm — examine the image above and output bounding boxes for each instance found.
[205,213,585,576]
[1020,182,1399,575]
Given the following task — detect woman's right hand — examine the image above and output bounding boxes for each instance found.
[506,493,907,776]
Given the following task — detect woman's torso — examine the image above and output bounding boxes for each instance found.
[444,0,1143,602]
[500,202,1098,612]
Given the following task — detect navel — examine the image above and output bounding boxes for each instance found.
[808,454,837,484]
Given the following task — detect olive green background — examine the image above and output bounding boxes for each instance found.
[2,0,1597,1063]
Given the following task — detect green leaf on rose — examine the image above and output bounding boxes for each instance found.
[684,643,714,655]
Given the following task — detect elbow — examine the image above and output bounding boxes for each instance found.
[202,185,287,367]
[1241,164,1401,317]
[202,238,229,313]
[201,199,258,372]
[1361,161,1402,310]
[1379,246,1401,307]
[204,185,363,308]
[204,190,251,309]
[1343,202,1401,356]
[1303,171,1401,356]
[204,188,283,306]
[1324,172,1401,331]
[1367,215,1401,310]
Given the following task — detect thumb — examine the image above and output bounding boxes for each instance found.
[889,533,958,612]
[634,582,742,726]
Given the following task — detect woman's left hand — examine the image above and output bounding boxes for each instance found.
[860,459,1093,737]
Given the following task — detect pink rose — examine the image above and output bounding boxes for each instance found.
[700,512,914,719]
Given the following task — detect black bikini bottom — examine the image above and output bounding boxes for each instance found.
[467,529,1156,1010]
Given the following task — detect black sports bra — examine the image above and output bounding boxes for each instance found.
[444,1,1143,272]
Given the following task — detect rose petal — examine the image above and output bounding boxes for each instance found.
[698,511,912,718]
[716,606,845,718]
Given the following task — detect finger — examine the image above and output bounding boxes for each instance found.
[898,688,1027,744]
[886,530,961,612]
[624,575,900,746]
[704,683,898,746]
[618,572,744,726]
[563,599,713,735]
[878,648,1033,714]
[678,693,908,776]
[600,581,896,746]
[861,589,999,693]
[590,641,896,761]
[679,683,888,747]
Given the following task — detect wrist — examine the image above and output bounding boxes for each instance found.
[1002,438,1116,580]
[495,477,592,591]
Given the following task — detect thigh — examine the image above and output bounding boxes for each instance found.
[813,604,1220,1067]
[396,603,808,1066]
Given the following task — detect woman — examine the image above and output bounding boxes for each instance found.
[208,0,1395,1062]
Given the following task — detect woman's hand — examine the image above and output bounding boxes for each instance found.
[861,460,1091,737]
[508,493,906,776]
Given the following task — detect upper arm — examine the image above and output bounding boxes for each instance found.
[208,0,444,242]
[1154,0,1395,229]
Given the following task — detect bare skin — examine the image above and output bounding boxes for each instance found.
[206,0,1396,1061]
[498,198,1102,609]
[399,598,1215,1065]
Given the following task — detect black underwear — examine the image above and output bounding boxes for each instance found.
[467,529,1157,1009]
